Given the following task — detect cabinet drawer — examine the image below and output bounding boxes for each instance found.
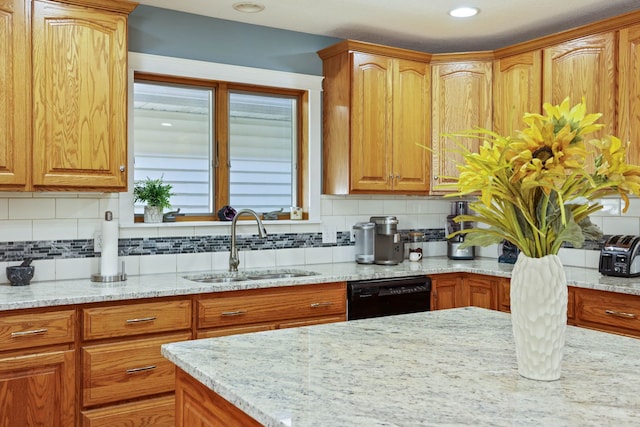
[81,395,175,427]
[83,300,191,340]
[576,289,640,335]
[198,282,346,329]
[81,332,190,407]
[0,309,75,352]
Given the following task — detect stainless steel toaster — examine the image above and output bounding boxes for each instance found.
[599,235,640,277]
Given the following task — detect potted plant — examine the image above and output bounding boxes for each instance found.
[133,176,175,223]
[440,98,640,381]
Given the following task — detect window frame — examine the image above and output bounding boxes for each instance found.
[122,53,321,226]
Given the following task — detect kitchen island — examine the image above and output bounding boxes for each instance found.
[162,307,640,426]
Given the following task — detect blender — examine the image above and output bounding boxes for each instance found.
[446,201,476,260]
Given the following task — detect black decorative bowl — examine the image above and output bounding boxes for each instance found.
[6,266,35,286]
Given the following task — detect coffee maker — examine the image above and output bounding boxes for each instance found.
[370,216,404,265]
[446,201,476,260]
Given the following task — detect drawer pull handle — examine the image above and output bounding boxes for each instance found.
[11,328,48,337]
[605,309,637,319]
[126,365,157,374]
[311,302,334,308]
[221,310,247,317]
[125,317,157,324]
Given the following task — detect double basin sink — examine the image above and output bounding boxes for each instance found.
[184,269,318,284]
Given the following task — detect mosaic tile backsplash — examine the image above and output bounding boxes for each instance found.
[0,229,447,262]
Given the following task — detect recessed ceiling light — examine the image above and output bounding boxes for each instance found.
[449,7,479,18]
[233,2,265,13]
[161,122,173,127]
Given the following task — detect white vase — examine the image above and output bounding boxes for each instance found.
[143,205,163,223]
[510,252,567,381]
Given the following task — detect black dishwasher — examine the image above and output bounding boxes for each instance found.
[347,276,431,320]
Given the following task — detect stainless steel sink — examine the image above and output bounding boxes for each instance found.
[183,269,317,283]
[245,272,315,280]
[188,276,248,283]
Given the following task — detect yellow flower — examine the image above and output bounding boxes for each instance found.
[441,98,640,257]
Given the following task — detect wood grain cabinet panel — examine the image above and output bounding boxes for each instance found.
[618,23,640,166]
[542,32,616,139]
[0,0,29,189]
[430,274,465,310]
[81,332,191,407]
[198,282,346,330]
[31,0,134,191]
[431,59,492,192]
[175,368,261,427]
[466,275,499,311]
[319,40,431,195]
[0,309,75,352]
[575,288,640,337]
[82,299,192,340]
[0,349,75,427]
[81,395,175,427]
[493,50,542,136]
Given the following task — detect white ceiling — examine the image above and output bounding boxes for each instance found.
[137,0,640,53]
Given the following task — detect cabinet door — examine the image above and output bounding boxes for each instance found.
[431,61,492,192]
[31,0,128,190]
[466,275,498,310]
[618,24,640,166]
[493,51,542,136]
[0,349,75,427]
[392,59,430,193]
[430,274,464,310]
[82,332,190,407]
[0,0,28,189]
[350,52,393,191]
[543,32,616,139]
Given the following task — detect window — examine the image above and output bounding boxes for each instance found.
[132,74,303,219]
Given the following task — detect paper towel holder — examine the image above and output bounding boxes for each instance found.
[91,260,128,282]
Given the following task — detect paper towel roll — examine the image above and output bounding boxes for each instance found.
[100,212,119,277]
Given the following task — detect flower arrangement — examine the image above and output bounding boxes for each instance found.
[441,98,640,258]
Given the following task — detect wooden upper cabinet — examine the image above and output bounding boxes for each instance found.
[319,40,431,195]
[392,59,431,192]
[431,58,492,192]
[31,0,134,191]
[493,50,542,136]
[350,53,394,191]
[542,32,617,138]
[0,0,29,189]
[618,24,640,165]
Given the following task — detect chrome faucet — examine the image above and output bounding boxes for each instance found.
[229,209,267,272]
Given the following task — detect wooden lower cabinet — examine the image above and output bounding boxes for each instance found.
[430,273,500,310]
[0,348,75,427]
[197,282,347,336]
[430,274,464,310]
[81,332,190,407]
[81,395,175,427]
[175,368,260,427]
[575,288,640,337]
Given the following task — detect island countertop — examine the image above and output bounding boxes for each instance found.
[162,307,640,426]
[2,256,640,311]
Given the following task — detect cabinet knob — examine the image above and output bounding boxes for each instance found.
[434,176,439,181]
[119,165,125,172]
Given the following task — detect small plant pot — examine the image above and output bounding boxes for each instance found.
[6,266,35,286]
[144,206,163,223]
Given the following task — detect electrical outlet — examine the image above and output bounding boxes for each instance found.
[93,231,102,252]
[322,226,337,244]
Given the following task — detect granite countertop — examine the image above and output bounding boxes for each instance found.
[2,257,640,311]
[162,307,640,426]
